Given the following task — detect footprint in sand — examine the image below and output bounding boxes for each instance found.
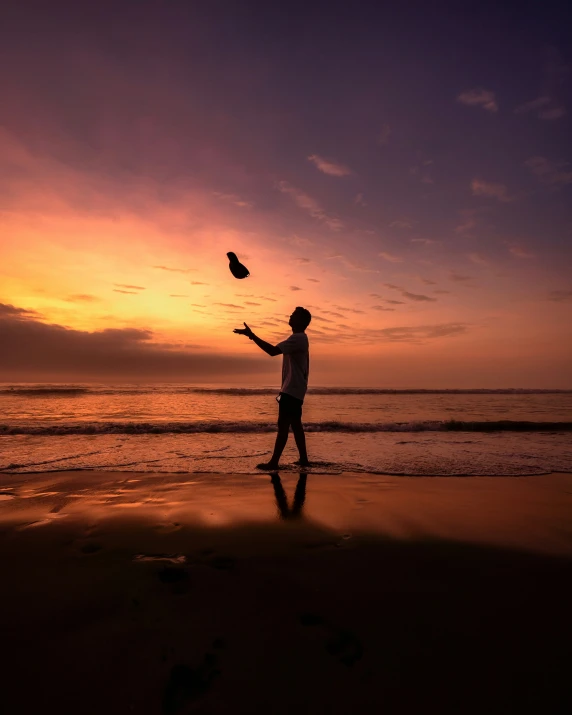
[299,612,364,667]
[162,652,221,714]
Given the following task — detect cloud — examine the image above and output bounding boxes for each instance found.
[169,294,189,298]
[289,235,314,247]
[547,290,572,302]
[449,272,473,282]
[538,107,567,120]
[245,301,261,306]
[214,302,243,309]
[191,281,208,285]
[332,305,365,314]
[370,323,468,342]
[411,238,440,246]
[471,179,511,202]
[468,253,490,266]
[0,303,40,318]
[433,289,451,295]
[307,278,320,283]
[382,283,435,302]
[354,193,367,207]
[212,192,253,208]
[321,310,345,318]
[327,253,379,272]
[455,210,478,234]
[524,156,572,185]
[295,257,311,264]
[307,154,353,177]
[514,96,551,114]
[371,305,395,311]
[389,220,413,229]
[378,252,403,263]
[377,123,391,145]
[312,315,335,324]
[66,294,101,302]
[113,289,138,294]
[114,283,145,290]
[0,304,270,379]
[385,299,405,305]
[419,278,437,285]
[289,286,302,291]
[153,265,197,273]
[509,246,535,259]
[278,181,343,230]
[457,88,498,112]
[401,291,436,302]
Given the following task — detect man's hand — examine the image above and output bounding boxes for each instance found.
[233,322,254,338]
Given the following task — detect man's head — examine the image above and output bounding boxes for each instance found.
[289,306,312,332]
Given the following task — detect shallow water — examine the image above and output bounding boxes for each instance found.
[1,385,571,476]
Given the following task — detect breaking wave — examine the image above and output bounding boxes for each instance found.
[1,420,570,435]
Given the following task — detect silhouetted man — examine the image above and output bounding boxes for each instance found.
[234,306,311,469]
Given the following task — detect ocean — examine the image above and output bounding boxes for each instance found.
[1,384,571,476]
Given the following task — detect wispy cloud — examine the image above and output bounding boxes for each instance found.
[371,305,395,311]
[524,156,572,185]
[390,220,413,229]
[455,209,479,234]
[153,265,197,274]
[547,290,572,302]
[307,154,353,177]
[114,283,145,290]
[278,181,344,230]
[457,88,498,112]
[213,192,253,208]
[538,107,567,120]
[66,294,101,302]
[327,253,379,272]
[191,281,208,285]
[411,238,440,246]
[169,294,189,298]
[354,193,367,206]
[295,257,311,264]
[471,179,511,202]
[370,323,468,342]
[449,272,473,282]
[468,252,490,266]
[509,245,535,259]
[401,291,436,302]
[382,283,436,302]
[378,252,403,263]
[289,286,302,291]
[514,96,551,114]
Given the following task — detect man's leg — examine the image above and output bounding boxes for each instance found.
[291,417,309,466]
[257,414,290,469]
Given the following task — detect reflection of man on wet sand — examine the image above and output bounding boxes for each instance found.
[234,307,311,470]
[270,473,307,519]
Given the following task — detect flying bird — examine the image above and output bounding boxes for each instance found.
[227,252,250,279]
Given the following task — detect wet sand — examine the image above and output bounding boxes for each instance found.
[1,470,571,714]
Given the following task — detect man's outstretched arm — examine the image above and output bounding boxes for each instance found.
[233,322,281,356]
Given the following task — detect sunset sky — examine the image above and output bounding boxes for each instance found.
[1,0,571,386]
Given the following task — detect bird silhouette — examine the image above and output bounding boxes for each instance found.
[227,252,250,279]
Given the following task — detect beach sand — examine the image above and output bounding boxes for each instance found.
[1,470,571,714]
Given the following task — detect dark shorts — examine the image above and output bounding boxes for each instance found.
[277,392,303,421]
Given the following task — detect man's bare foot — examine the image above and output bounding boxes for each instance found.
[256,462,280,470]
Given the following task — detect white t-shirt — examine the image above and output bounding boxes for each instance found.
[277,332,310,401]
